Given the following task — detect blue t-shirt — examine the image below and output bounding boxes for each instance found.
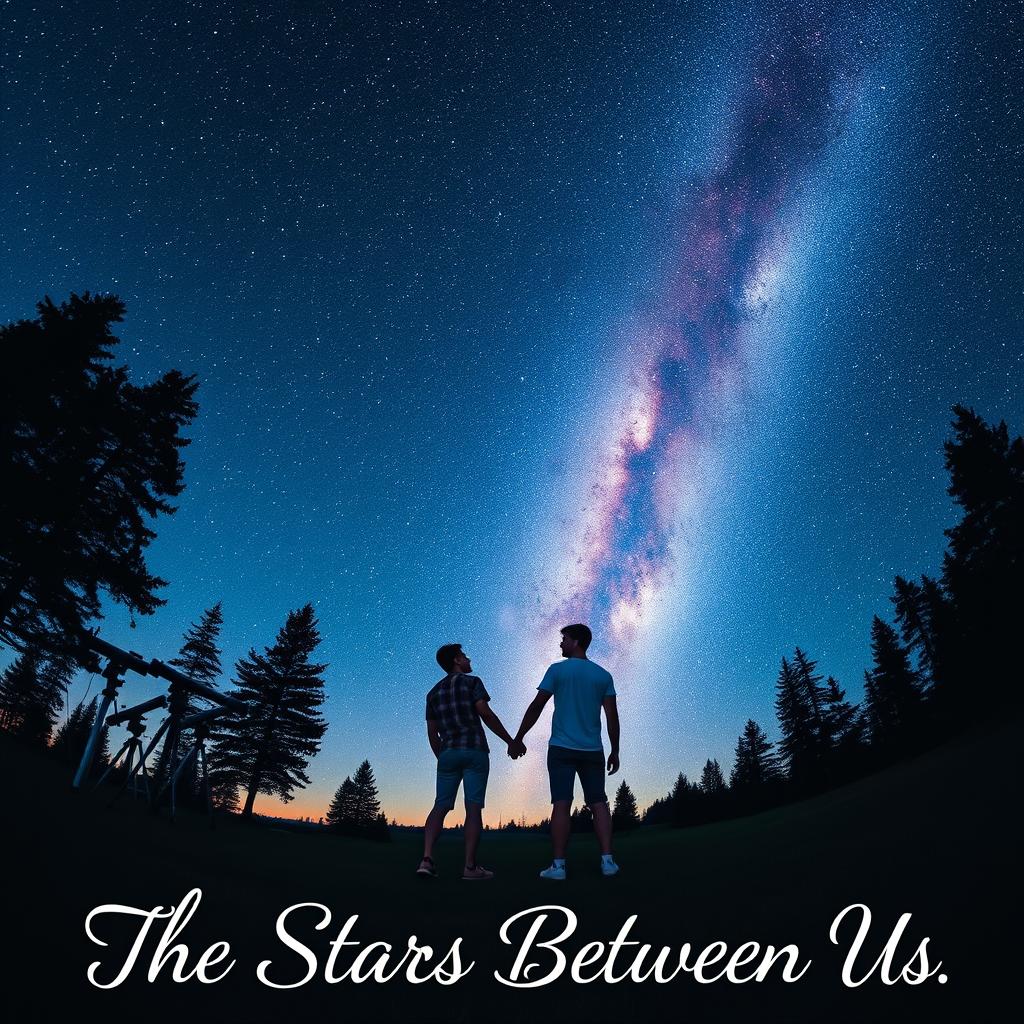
[538,658,616,751]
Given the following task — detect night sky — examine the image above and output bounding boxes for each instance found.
[3,0,1021,822]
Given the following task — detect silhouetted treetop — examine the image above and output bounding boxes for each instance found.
[0,293,199,655]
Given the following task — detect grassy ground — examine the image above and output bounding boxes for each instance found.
[4,719,1018,1023]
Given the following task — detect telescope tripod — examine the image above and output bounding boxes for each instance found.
[155,713,221,826]
[95,713,152,800]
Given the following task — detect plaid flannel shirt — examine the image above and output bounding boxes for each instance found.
[425,672,491,752]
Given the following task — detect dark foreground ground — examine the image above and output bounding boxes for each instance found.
[4,719,1019,1024]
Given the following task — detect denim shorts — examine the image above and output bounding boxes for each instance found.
[547,745,607,805]
[434,747,489,809]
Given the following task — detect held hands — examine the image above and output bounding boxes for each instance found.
[507,738,527,759]
[607,750,620,775]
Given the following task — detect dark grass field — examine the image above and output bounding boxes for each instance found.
[4,718,1018,1023]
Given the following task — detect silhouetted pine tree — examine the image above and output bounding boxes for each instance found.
[820,677,857,746]
[0,294,199,655]
[792,648,828,740]
[698,758,727,823]
[642,791,671,825]
[700,758,727,795]
[670,772,698,827]
[939,406,1023,714]
[863,616,923,747]
[210,604,328,818]
[0,651,67,745]
[326,776,357,830]
[730,719,781,790]
[774,656,818,785]
[892,576,941,690]
[612,780,640,830]
[165,603,224,806]
[51,695,109,775]
[351,760,381,827]
[170,603,224,696]
[368,812,391,842]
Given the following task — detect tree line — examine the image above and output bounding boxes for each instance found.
[1,296,1020,833]
[631,404,1022,829]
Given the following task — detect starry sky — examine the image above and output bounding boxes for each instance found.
[2,0,1021,823]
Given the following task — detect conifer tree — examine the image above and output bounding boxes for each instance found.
[892,576,938,687]
[730,719,781,789]
[611,780,640,830]
[699,758,727,795]
[698,758,728,822]
[0,294,199,654]
[863,616,923,745]
[670,771,696,827]
[351,760,381,827]
[210,604,328,817]
[0,651,67,745]
[774,656,818,783]
[368,811,391,842]
[165,603,224,804]
[170,603,224,698]
[940,406,1023,712]
[821,676,859,751]
[326,776,357,830]
[51,695,109,774]
[570,804,594,833]
[642,793,669,825]
[792,648,828,740]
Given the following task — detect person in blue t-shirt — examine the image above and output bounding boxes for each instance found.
[513,623,621,880]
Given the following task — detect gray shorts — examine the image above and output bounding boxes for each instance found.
[547,745,607,805]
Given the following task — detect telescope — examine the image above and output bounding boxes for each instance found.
[106,694,167,727]
[73,630,245,794]
[78,632,245,713]
[180,705,232,729]
[78,633,153,678]
[95,695,168,800]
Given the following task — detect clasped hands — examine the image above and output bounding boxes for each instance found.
[506,738,527,759]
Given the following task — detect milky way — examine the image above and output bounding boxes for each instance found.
[536,10,862,651]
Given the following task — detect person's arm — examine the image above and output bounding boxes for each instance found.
[426,718,443,759]
[475,700,514,744]
[514,690,553,745]
[603,696,620,774]
[474,700,523,755]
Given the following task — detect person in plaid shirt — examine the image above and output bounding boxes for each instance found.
[417,643,525,880]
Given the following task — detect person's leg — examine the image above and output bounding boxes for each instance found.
[461,750,490,872]
[591,799,612,855]
[422,750,458,867]
[580,750,614,859]
[464,801,483,867]
[551,799,572,858]
[422,804,448,860]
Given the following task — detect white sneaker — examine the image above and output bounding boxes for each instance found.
[539,863,566,880]
[601,858,620,877]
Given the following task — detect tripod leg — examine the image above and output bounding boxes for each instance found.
[199,743,215,829]
[163,744,198,823]
[94,739,131,790]
[72,690,117,789]
[113,719,168,807]
[123,740,141,798]
[151,718,182,812]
